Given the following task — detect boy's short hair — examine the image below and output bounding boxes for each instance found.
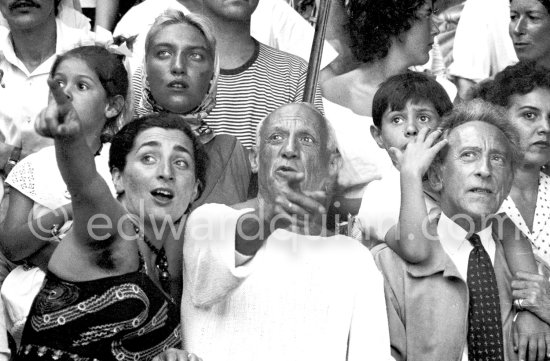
[372,72,453,128]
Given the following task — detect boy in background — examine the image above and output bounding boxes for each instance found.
[354,71,452,248]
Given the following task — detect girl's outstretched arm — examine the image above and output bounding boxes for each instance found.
[36,79,126,246]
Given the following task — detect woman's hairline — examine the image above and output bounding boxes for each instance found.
[144,10,217,61]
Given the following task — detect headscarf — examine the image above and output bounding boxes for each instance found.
[136,50,220,145]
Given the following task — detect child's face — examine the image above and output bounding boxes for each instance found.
[371,99,441,152]
[51,57,110,146]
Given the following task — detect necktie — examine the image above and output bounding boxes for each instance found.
[467,233,504,361]
[349,215,363,241]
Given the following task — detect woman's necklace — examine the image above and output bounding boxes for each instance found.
[142,233,171,294]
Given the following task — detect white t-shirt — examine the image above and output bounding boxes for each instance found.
[355,166,400,242]
[182,203,393,361]
[355,165,441,242]
[448,0,517,82]
[322,97,393,195]
[80,0,97,8]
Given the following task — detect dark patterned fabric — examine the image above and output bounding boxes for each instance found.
[467,233,504,361]
[16,270,181,361]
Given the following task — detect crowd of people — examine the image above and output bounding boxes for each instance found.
[0,0,548,360]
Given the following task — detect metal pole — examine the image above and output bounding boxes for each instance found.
[302,0,332,103]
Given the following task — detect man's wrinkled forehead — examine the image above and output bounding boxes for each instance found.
[261,103,326,135]
[447,121,511,153]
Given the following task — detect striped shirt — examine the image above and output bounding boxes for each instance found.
[132,40,324,149]
[204,40,324,149]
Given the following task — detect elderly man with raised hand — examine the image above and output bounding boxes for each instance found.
[180,103,392,361]
[372,100,548,361]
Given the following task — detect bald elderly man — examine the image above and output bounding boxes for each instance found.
[180,103,392,361]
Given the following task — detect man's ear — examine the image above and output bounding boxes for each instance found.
[111,167,125,195]
[328,151,343,178]
[427,164,443,192]
[191,179,200,202]
[249,146,259,174]
[105,95,125,119]
[370,125,386,149]
[502,168,514,199]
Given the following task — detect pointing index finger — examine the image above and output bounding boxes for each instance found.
[47,77,70,108]
[47,78,73,123]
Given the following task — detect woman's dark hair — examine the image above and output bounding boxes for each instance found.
[347,0,428,63]
[466,78,495,102]
[372,71,453,127]
[484,61,550,107]
[510,0,550,14]
[50,45,129,143]
[540,0,550,13]
[109,113,208,200]
[54,0,61,16]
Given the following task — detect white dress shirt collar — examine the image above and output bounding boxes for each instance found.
[437,211,496,281]
[0,19,95,77]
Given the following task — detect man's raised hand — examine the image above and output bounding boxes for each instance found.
[272,171,328,235]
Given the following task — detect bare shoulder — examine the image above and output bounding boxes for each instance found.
[321,74,352,106]
[322,69,379,116]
